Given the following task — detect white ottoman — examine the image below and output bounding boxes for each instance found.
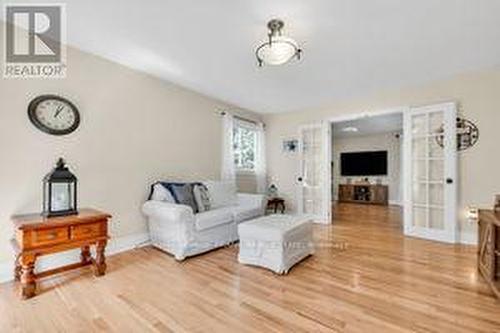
[238,214,314,274]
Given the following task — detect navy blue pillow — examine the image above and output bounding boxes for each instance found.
[149,182,200,213]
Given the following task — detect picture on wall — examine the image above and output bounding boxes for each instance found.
[283,139,298,153]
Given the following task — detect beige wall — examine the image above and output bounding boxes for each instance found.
[265,66,500,242]
[333,132,402,203]
[237,173,257,193]
[0,42,259,264]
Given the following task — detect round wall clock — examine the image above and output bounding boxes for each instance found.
[28,95,80,136]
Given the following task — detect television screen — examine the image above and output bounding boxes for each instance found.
[340,151,388,176]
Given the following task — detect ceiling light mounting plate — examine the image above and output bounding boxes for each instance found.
[267,19,284,35]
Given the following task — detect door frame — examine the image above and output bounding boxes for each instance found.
[299,101,460,244]
[323,102,460,244]
[327,107,407,223]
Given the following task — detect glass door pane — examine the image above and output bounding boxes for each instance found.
[301,126,322,216]
[404,103,457,243]
[298,123,332,223]
[410,111,446,230]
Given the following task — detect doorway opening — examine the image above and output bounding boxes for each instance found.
[296,103,459,243]
[331,112,403,208]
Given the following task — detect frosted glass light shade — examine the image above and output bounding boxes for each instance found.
[256,36,300,66]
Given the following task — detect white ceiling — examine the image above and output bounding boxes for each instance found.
[333,113,402,138]
[5,0,500,113]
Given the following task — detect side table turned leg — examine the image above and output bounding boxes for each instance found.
[80,245,92,265]
[14,254,21,282]
[94,240,107,277]
[20,254,36,299]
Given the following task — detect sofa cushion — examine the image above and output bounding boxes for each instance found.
[193,184,211,213]
[150,183,176,203]
[195,207,234,231]
[233,205,264,224]
[203,181,237,209]
[168,183,198,213]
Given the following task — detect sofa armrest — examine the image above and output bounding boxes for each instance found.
[142,201,195,260]
[237,193,266,210]
[142,200,194,222]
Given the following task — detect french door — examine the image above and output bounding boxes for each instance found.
[297,122,332,224]
[403,102,457,243]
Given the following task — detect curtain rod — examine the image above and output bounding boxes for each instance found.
[219,111,258,125]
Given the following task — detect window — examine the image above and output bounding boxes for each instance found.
[233,121,257,171]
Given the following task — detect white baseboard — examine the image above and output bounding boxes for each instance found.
[0,232,150,284]
[459,232,477,245]
[388,200,402,206]
[106,232,150,255]
[0,261,13,285]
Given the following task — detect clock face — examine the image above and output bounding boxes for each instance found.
[28,95,80,135]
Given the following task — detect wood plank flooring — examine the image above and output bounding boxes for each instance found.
[1,203,499,332]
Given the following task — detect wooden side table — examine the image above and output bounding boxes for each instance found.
[11,208,112,299]
[267,198,286,214]
[478,210,500,300]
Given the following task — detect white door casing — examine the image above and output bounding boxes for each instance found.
[297,122,332,224]
[403,102,458,243]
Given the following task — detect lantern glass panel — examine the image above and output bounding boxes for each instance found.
[43,182,49,213]
[68,182,76,210]
[51,182,72,211]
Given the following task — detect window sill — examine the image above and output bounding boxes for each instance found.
[236,170,256,176]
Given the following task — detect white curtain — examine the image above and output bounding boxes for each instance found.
[221,113,236,183]
[255,122,267,194]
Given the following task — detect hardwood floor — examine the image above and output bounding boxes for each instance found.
[1,203,499,332]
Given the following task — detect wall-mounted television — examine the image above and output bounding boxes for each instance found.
[340,151,388,176]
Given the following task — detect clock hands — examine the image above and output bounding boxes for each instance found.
[54,105,64,118]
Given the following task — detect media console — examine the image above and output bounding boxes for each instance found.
[338,184,388,205]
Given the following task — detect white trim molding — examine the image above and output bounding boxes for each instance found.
[459,232,477,245]
[0,232,150,284]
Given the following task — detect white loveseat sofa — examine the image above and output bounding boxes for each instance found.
[142,181,266,261]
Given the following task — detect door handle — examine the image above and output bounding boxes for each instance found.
[446,178,453,184]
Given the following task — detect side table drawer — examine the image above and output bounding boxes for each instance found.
[70,222,105,240]
[31,227,69,247]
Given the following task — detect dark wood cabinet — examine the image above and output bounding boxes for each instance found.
[338,184,389,205]
[478,210,500,299]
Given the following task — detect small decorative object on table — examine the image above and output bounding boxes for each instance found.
[43,158,78,217]
[11,209,111,299]
[267,184,278,199]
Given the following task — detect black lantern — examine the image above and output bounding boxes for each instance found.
[43,158,78,217]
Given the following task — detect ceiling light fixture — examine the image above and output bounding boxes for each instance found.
[255,19,302,67]
[342,127,359,133]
